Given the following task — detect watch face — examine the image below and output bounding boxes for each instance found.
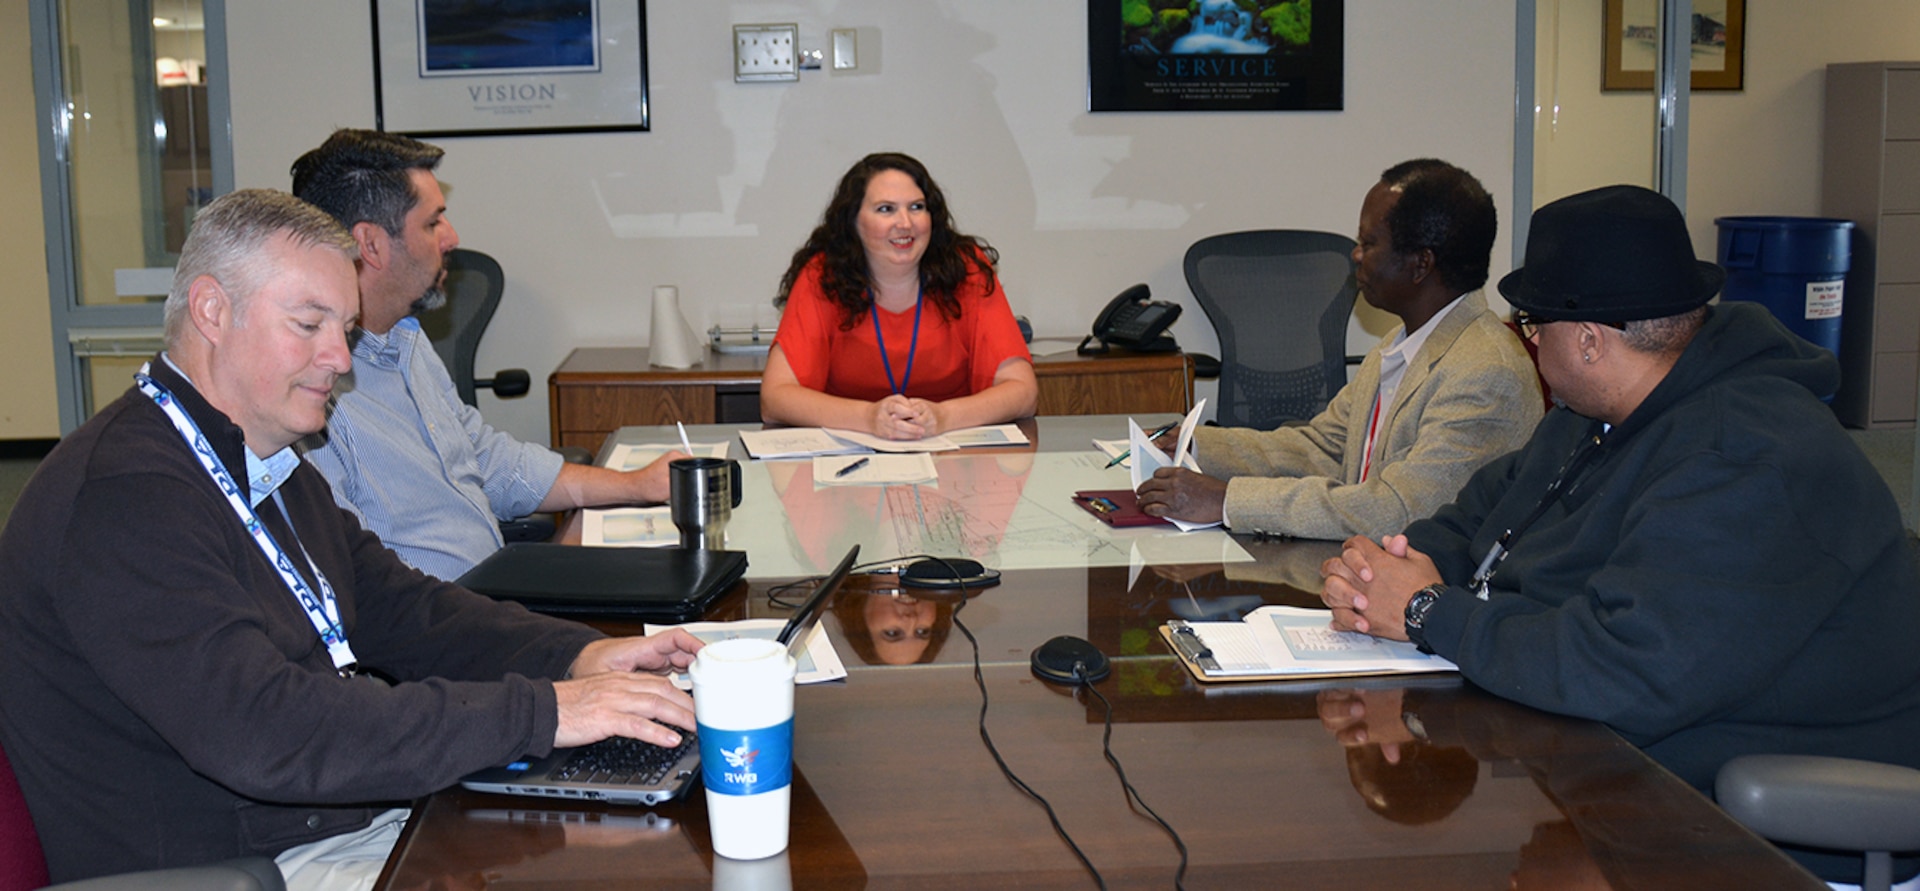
[1406,588,1441,629]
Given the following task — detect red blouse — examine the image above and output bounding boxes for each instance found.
[772,254,1031,402]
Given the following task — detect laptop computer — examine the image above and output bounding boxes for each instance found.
[457,542,748,623]
[459,546,858,806]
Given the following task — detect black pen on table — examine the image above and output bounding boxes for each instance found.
[1105,421,1182,469]
[834,456,872,478]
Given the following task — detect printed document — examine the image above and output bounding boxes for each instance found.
[1163,605,1457,682]
[645,618,847,686]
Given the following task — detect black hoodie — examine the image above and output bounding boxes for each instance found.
[1407,301,1920,792]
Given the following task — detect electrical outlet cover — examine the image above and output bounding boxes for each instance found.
[734,24,799,82]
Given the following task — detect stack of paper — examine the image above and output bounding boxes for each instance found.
[812,453,938,486]
[739,424,1030,459]
[645,619,848,686]
[606,441,729,471]
[738,428,867,460]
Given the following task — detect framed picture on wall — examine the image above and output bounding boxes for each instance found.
[372,0,649,137]
[1603,0,1745,91]
[1088,0,1344,112]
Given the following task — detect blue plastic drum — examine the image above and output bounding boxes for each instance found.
[1714,216,1854,359]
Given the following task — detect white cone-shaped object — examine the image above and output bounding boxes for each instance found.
[650,285,702,369]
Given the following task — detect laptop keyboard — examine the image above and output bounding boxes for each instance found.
[552,732,698,786]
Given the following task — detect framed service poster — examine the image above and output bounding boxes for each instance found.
[373,0,650,137]
[1089,0,1343,112]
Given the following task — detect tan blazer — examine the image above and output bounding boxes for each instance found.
[1194,291,1542,540]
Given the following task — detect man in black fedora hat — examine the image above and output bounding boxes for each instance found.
[1318,185,1920,868]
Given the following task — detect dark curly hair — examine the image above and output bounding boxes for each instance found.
[1379,158,1497,294]
[290,128,444,235]
[776,152,997,329]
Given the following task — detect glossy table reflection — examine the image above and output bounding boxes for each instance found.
[374,419,1823,890]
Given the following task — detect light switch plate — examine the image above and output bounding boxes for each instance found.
[734,23,799,82]
[831,29,857,70]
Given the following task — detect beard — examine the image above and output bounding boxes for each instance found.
[409,284,447,317]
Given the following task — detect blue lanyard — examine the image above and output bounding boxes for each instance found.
[871,284,923,397]
[135,366,360,676]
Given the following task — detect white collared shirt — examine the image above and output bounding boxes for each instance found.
[1359,294,1467,480]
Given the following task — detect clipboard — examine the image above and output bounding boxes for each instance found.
[1072,489,1170,527]
[1157,610,1459,684]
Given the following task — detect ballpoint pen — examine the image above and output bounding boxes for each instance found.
[833,457,871,478]
[676,421,694,455]
[1104,420,1182,468]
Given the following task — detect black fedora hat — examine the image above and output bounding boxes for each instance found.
[1498,185,1725,323]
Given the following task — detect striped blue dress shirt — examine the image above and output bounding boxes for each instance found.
[300,318,564,580]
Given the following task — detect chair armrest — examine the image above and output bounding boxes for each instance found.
[1716,754,1920,853]
[47,857,284,891]
[477,368,531,399]
[500,516,558,544]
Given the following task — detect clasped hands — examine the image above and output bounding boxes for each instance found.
[869,393,946,440]
[553,629,704,750]
[1318,533,1444,642]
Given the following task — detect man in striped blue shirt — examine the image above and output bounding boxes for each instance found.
[292,129,680,579]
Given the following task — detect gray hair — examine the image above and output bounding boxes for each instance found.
[1620,304,1709,357]
[163,189,358,349]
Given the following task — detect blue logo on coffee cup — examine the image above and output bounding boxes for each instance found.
[699,718,793,796]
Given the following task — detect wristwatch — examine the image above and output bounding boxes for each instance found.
[1403,583,1446,648]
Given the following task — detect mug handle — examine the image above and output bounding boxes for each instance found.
[728,460,743,508]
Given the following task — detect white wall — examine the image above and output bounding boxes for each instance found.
[1530,0,1920,254]
[227,1,1521,445]
[1686,2,1920,252]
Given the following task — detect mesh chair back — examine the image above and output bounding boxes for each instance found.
[417,248,506,407]
[1184,230,1358,429]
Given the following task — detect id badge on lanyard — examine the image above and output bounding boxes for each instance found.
[136,366,360,677]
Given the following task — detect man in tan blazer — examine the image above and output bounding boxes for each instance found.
[1137,159,1541,540]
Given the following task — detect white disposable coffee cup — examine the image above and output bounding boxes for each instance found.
[691,638,796,860]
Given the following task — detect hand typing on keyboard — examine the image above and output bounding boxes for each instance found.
[554,628,704,750]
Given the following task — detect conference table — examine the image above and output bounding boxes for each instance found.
[373,417,1823,890]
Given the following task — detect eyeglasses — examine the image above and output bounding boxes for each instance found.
[1510,309,1551,339]
[1510,310,1625,340]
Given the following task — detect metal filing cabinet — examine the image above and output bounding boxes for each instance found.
[1825,61,1920,427]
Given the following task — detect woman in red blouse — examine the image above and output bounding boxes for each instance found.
[763,152,1036,440]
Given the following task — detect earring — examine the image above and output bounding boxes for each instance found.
[1583,352,1594,363]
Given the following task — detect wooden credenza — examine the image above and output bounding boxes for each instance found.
[547,346,1192,451]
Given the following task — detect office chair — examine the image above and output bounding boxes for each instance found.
[0,738,284,891]
[1184,230,1358,429]
[1716,754,1920,891]
[418,248,531,407]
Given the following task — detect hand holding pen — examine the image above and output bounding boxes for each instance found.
[1105,420,1182,469]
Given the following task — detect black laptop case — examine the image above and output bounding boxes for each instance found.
[457,543,748,622]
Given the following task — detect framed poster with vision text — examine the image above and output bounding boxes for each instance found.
[373,0,649,137]
[1089,0,1342,112]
